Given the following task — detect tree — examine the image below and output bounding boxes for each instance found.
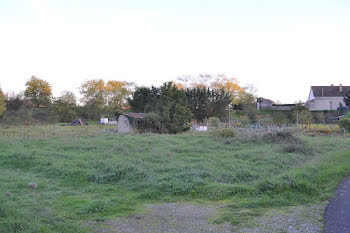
[105,80,134,113]
[236,84,257,110]
[186,87,209,122]
[80,79,134,118]
[344,89,350,108]
[0,87,6,116]
[291,104,313,124]
[186,87,232,122]
[176,74,256,111]
[158,82,193,133]
[176,73,214,89]
[211,75,243,105]
[53,91,77,122]
[80,79,106,104]
[24,76,52,107]
[129,82,193,133]
[5,92,27,111]
[128,87,155,112]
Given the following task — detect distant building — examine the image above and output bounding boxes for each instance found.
[257,97,295,111]
[257,97,274,110]
[306,84,350,111]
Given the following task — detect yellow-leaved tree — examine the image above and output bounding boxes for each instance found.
[24,76,52,107]
[211,74,243,105]
[176,73,257,110]
[80,79,134,119]
[106,80,134,109]
[0,86,6,116]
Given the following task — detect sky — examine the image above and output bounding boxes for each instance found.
[0,0,350,103]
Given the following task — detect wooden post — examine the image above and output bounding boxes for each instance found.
[19,124,23,138]
[52,125,57,136]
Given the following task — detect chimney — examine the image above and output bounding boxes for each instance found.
[322,88,324,96]
[340,84,343,92]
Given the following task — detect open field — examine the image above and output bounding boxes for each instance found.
[1,126,350,232]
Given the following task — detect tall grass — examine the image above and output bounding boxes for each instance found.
[0,128,350,231]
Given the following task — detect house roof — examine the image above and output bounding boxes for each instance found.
[122,112,146,119]
[311,85,350,97]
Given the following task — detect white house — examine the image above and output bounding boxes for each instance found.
[306,84,350,111]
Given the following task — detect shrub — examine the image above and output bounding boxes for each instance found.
[137,112,163,133]
[209,117,220,128]
[247,108,257,123]
[312,112,326,124]
[282,143,312,155]
[338,118,350,132]
[263,132,300,143]
[210,128,235,138]
[272,112,288,126]
[292,109,314,124]
[300,124,339,134]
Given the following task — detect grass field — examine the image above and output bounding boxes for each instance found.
[1,126,350,232]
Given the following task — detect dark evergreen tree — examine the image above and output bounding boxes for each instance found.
[129,82,192,133]
[344,89,350,108]
[128,87,154,112]
[186,87,232,122]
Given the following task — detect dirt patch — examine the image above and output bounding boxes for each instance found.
[88,203,232,233]
[231,204,325,233]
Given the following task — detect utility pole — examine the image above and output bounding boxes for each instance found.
[228,104,231,126]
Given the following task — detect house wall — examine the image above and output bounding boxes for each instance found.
[258,102,274,110]
[306,97,346,111]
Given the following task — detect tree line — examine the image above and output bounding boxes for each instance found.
[1,75,350,132]
[0,74,257,132]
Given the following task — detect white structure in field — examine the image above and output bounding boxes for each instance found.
[100,118,109,124]
[196,126,208,131]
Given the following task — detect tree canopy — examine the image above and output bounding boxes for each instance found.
[52,91,77,122]
[24,76,52,107]
[0,87,6,116]
[129,82,193,133]
[80,79,134,119]
[186,87,232,122]
[176,73,256,110]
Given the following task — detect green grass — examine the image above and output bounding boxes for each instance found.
[1,127,350,232]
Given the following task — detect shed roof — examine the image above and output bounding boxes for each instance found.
[122,112,146,119]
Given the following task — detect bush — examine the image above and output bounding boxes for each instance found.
[272,112,288,126]
[282,143,312,155]
[1,107,33,125]
[210,128,235,138]
[338,118,350,132]
[263,132,300,143]
[137,112,163,133]
[209,117,220,128]
[292,109,314,124]
[247,108,257,123]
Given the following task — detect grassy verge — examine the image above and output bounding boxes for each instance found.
[1,127,350,232]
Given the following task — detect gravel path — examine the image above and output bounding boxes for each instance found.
[231,204,325,233]
[91,203,232,233]
[89,202,325,233]
[324,176,350,233]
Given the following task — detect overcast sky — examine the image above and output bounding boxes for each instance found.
[0,0,349,103]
